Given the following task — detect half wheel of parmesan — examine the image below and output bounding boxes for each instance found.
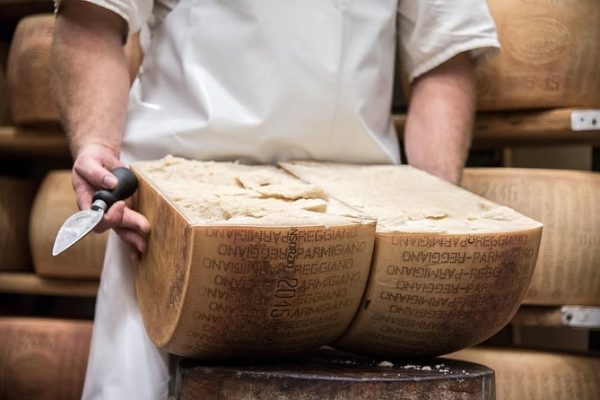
[131,157,376,358]
[280,162,543,357]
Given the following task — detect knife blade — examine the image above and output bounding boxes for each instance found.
[52,167,139,256]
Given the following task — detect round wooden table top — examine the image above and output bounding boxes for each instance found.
[176,348,494,400]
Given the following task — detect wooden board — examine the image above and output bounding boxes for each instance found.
[0,272,98,297]
[0,126,69,158]
[394,109,600,147]
[0,317,92,400]
[177,348,494,400]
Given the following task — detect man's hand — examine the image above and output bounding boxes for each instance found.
[72,144,150,256]
[53,1,149,256]
[403,52,477,185]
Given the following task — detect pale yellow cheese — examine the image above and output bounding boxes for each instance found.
[131,157,376,359]
[281,161,543,357]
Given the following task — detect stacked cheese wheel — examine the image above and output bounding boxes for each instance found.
[7,14,142,126]
[0,176,36,270]
[7,15,57,126]
[0,318,92,400]
[478,0,600,110]
[132,157,542,359]
[448,347,600,400]
[462,168,600,306]
[30,170,107,279]
[0,41,9,125]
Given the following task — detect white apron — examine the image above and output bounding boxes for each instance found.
[83,1,399,398]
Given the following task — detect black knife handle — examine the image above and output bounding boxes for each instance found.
[92,167,138,210]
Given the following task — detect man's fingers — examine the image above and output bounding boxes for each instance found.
[73,155,119,190]
[115,228,147,256]
[72,173,94,209]
[94,201,150,236]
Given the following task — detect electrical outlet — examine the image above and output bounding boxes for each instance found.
[571,110,600,131]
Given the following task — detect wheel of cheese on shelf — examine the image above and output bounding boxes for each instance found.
[281,161,542,358]
[0,318,92,400]
[447,347,600,400]
[131,157,377,359]
[462,168,600,306]
[0,176,35,271]
[30,170,107,279]
[477,0,600,110]
[7,14,58,126]
[0,40,10,125]
[7,14,143,127]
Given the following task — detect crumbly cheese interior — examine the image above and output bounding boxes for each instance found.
[279,162,542,234]
[133,156,366,226]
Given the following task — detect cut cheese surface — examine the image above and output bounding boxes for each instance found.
[134,156,366,226]
[280,162,542,233]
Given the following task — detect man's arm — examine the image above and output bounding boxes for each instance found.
[403,52,476,185]
[52,1,149,254]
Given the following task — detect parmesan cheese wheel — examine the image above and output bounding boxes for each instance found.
[462,168,600,306]
[447,347,600,400]
[30,170,107,279]
[7,15,143,127]
[7,15,57,126]
[280,162,542,357]
[0,40,10,125]
[0,318,92,400]
[0,176,35,271]
[132,157,377,358]
[478,0,600,110]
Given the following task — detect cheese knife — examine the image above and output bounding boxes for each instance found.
[52,167,138,256]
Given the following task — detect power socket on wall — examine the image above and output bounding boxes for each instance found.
[571,110,600,131]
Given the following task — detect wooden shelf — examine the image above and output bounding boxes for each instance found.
[394,108,600,147]
[0,126,70,158]
[0,272,98,297]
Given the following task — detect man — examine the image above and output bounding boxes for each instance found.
[52,1,499,398]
